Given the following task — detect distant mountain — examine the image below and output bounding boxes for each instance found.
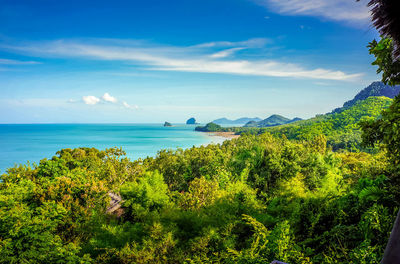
[332,81,400,113]
[212,117,262,125]
[288,117,302,123]
[186,117,198,125]
[244,114,302,128]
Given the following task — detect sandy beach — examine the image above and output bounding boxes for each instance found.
[206,131,240,139]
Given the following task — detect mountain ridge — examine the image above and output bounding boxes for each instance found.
[244,114,302,128]
[212,117,262,125]
[332,81,400,113]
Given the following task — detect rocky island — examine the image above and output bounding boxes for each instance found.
[186,117,198,125]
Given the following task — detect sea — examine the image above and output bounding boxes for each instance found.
[0,124,225,174]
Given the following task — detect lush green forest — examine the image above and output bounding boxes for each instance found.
[197,96,393,152]
[332,81,400,113]
[267,96,393,152]
[1,92,399,263]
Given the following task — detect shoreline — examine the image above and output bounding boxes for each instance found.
[205,131,240,140]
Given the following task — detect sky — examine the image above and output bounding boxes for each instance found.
[0,0,382,123]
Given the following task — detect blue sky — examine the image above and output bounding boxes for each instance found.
[0,0,380,123]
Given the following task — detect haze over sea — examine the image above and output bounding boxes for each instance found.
[0,124,222,173]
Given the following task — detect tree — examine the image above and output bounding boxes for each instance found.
[368,38,400,86]
[360,1,400,260]
[361,39,400,171]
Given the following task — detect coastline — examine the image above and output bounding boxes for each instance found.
[0,124,219,173]
[205,131,240,139]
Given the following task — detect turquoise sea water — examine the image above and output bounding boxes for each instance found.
[0,124,223,173]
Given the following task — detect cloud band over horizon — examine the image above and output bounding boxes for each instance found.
[2,38,363,81]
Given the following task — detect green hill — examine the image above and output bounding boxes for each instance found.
[244,114,290,127]
[332,81,400,113]
[244,114,302,127]
[201,96,393,152]
[195,122,222,132]
[267,96,393,151]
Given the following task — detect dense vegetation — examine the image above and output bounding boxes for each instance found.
[1,116,398,263]
[195,122,223,132]
[199,96,393,152]
[332,81,400,113]
[267,96,393,151]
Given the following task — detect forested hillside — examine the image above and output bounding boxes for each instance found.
[199,96,393,152]
[267,96,393,151]
[243,115,301,128]
[332,81,400,113]
[0,120,397,263]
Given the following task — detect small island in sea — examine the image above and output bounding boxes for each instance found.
[163,121,172,127]
[186,117,198,125]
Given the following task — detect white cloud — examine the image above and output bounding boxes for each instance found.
[152,60,361,80]
[102,92,117,103]
[82,95,100,105]
[123,101,138,110]
[0,58,40,65]
[210,47,245,58]
[254,0,370,24]
[3,38,362,81]
[194,38,270,48]
[79,93,135,109]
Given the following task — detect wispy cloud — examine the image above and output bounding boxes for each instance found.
[193,38,270,48]
[0,58,40,65]
[210,47,245,58]
[254,0,370,24]
[123,101,138,110]
[2,38,362,81]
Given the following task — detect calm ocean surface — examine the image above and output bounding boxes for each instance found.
[0,124,224,173]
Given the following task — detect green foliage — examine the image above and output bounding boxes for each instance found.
[339,81,400,111]
[232,96,392,153]
[205,96,392,153]
[226,214,271,263]
[368,38,400,86]
[195,122,223,132]
[120,171,171,220]
[179,177,221,210]
[361,36,400,203]
[361,96,400,168]
[0,127,397,262]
